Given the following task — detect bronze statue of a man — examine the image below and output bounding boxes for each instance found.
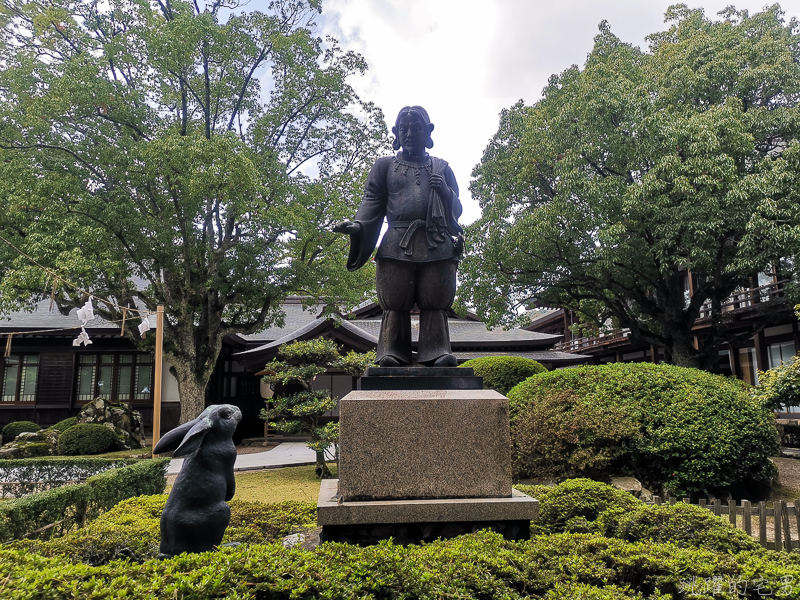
[334,106,464,368]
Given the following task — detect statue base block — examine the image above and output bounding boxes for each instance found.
[317,480,538,545]
[358,367,482,390]
[338,389,511,500]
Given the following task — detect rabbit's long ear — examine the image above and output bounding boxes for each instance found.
[153,419,196,454]
[172,415,214,458]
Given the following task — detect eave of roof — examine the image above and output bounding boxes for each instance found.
[234,317,378,368]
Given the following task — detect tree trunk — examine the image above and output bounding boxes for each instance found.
[315,450,332,479]
[669,336,702,370]
[169,362,213,425]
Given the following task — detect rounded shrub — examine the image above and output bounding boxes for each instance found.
[459,356,546,395]
[57,423,120,456]
[508,363,780,497]
[515,479,641,535]
[47,417,78,433]
[599,501,761,554]
[1,421,40,444]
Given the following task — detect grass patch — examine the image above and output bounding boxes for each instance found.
[223,463,337,504]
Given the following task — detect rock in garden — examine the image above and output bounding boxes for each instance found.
[0,429,60,459]
[610,476,643,498]
[77,398,146,449]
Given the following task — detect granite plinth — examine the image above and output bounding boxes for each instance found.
[338,389,511,501]
[359,366,482,390]
[317,479,538,526]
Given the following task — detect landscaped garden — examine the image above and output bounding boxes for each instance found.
[4,469,800,599]
[1,361,799,599]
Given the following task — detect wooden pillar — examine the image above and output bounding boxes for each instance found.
[563,310,571,343]
[728,346,740,379]
[650,344,659,364]
[753,329,768,373]
[152,306,164,456]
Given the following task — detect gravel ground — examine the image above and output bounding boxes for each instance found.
[774,456,800,496]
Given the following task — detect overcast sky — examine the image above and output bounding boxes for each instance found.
[306,1,800,224]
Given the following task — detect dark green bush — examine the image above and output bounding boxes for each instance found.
[1,420,40,444]
[57,423,120,456]
[512,389,639,480]
[0,458,168,541]
[48,417,78,433]
[3,530,799,599]
[508,363,780,496]
[515,478,641,535]
[459,356,546,395]
[15,495,316,565]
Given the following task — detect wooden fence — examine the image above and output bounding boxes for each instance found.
[647,495,800,551]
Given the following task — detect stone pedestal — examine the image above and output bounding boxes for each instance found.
[318,383,538,544]
[317,479,537,545]
[338,389,511,501]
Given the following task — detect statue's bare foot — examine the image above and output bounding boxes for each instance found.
[431,354,457,367]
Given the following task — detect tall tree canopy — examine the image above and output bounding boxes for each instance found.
[0,0,386,421]
[462,4,800,368]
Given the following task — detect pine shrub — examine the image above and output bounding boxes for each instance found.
[56,423,120,456]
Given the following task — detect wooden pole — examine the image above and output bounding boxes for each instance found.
[152,306,164,457]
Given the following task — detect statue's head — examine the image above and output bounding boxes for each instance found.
[392,105,434,155]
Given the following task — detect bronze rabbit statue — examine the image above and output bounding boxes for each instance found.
[153,404,242,558]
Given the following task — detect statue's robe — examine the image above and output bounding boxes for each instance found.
[346,153,463,364]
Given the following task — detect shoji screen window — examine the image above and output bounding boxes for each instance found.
[76,354,153,402]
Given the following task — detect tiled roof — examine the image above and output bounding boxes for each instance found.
[238,298,326,342]
[0,298,156,332]
[350,319,559,345]
[236,318,377,358]
[453,350,589,364]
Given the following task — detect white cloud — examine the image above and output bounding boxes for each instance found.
[266,0,800,224]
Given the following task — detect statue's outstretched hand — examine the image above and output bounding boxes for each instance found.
[332,220,362,235]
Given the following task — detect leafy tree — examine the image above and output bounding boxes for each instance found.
[0,0,386,421]
[260,338,374,478]
[462,4,800,368]
[753,354,800,411]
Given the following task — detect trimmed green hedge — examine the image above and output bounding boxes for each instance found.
[515,478,640,535]
[1,420,40,444]
[514,478,761,555]
[5,478,800,598]
[14,496,317,565]
[57,423,120,456]
[2,530,800,599]
[508,363,780,496]
[600,501,762,555]
[0,458,168,542]
[459,356,547,395]
[0,458,139,498]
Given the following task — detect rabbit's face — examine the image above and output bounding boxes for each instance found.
[212,404,242,437]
